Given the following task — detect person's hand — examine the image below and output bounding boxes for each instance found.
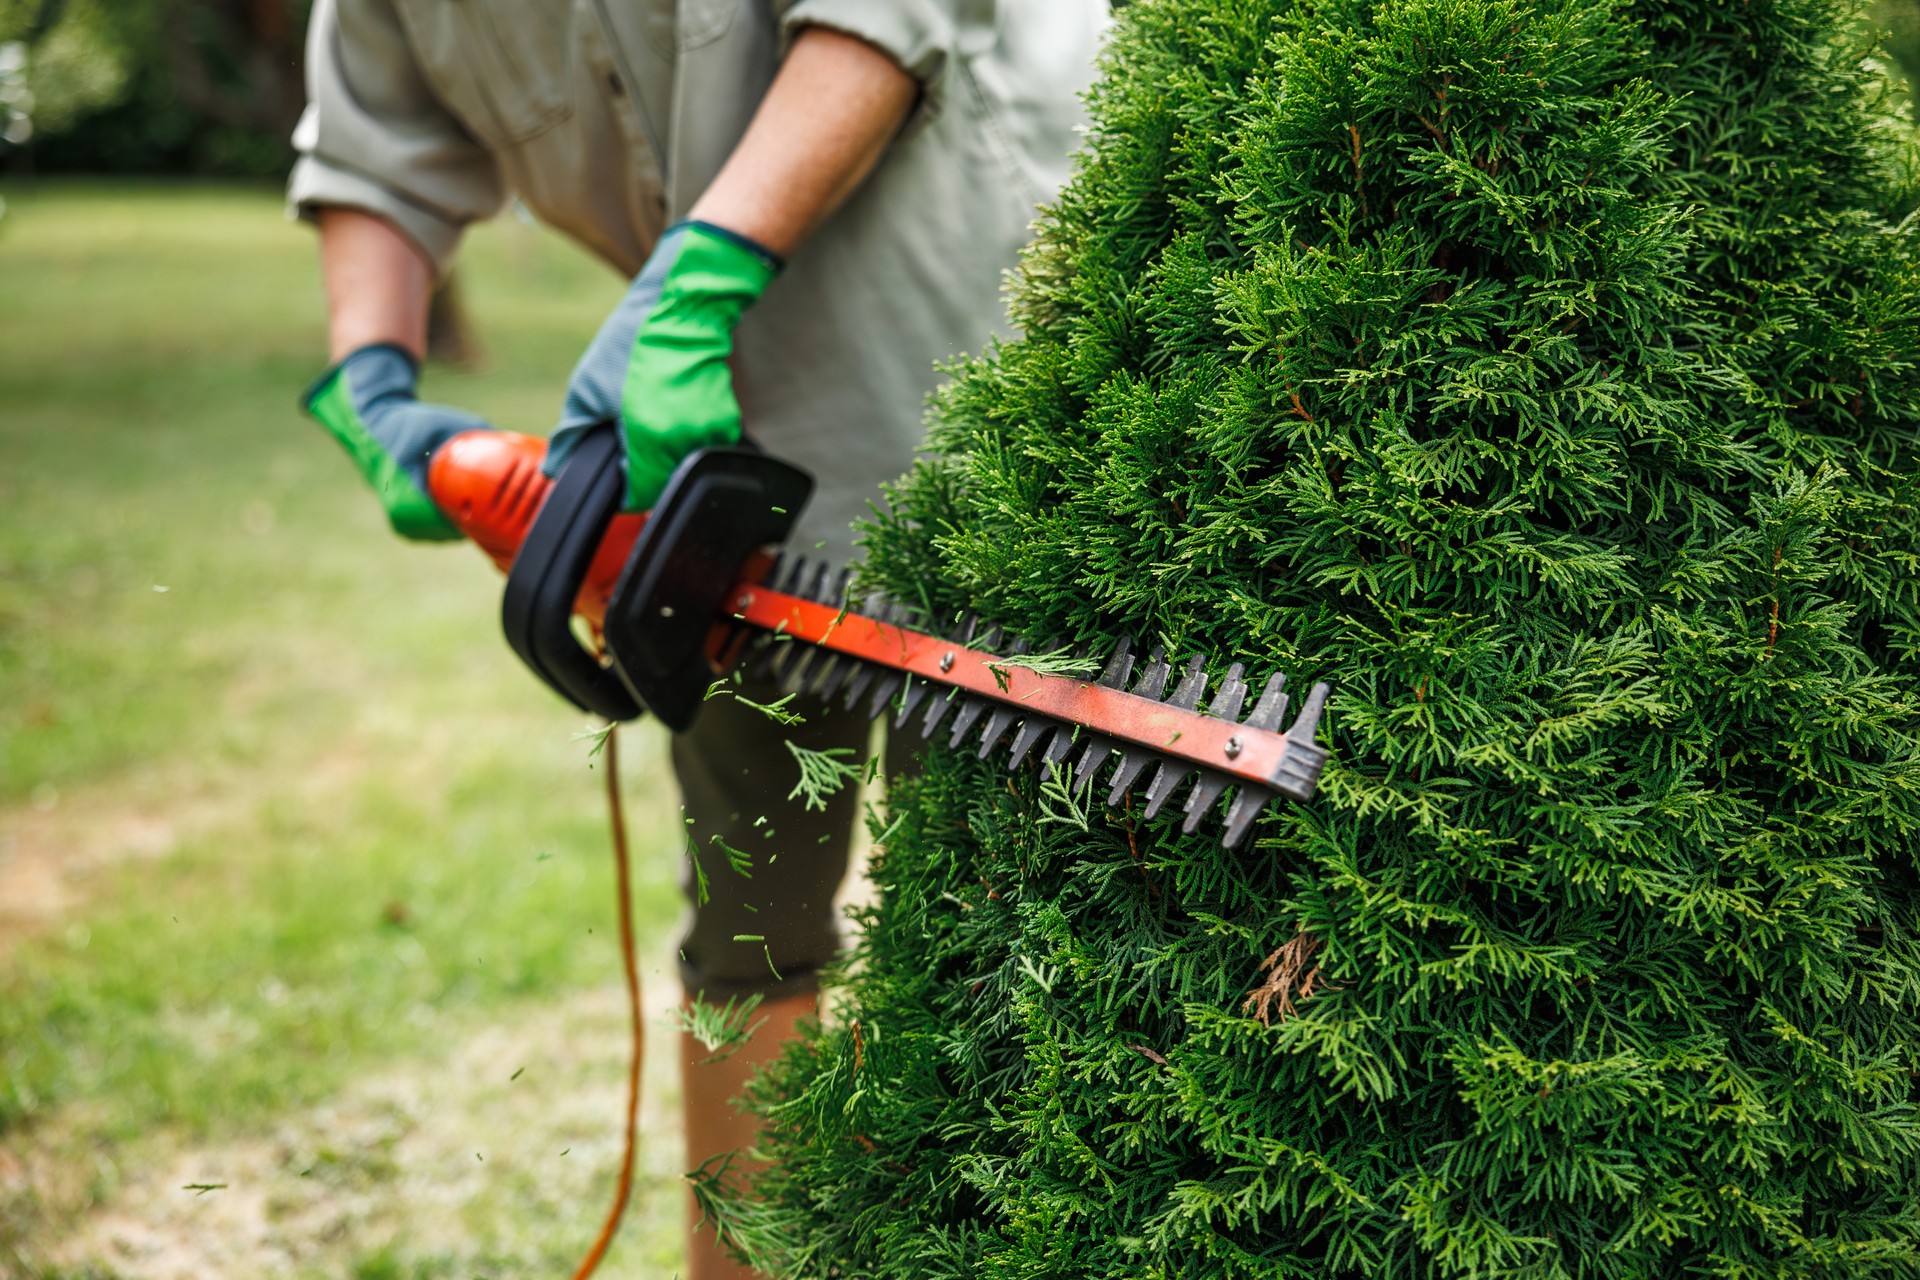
[303,343,494,540]
[543,221,781,511]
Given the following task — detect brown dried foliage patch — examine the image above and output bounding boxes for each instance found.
[1241,929,1332,1027]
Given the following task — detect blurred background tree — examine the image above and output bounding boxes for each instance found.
[0,0,486,361]
[0,0,308,176]
[1886,0,1920,110]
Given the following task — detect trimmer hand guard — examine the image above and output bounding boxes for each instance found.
[500,425,646,721]
[499,424,812,726]
[604,449,813,731]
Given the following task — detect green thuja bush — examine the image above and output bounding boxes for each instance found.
[701,0,1920,1274]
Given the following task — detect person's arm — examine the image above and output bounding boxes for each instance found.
[304,206,492,541]
[319,207,433,362]
[689,25,918,258]
[291,0,507,540]
[546,26,919,508]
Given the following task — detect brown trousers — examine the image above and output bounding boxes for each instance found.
[672,675,920,998]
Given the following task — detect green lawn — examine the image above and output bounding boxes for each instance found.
[0,182,692,1276]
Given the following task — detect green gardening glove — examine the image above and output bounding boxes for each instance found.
[303,343,493,541]
[543,221,782,510]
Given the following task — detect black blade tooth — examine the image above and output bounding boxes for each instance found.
[1040,723,1081,780]
[1243,670,1290,731]
[964,635,1031,757]
[865,671,906,721]
[1141,761,1191,821]
[1095,636,1138,687]
[976,706,1021,758]
[1175,775,1221,836]
[1021,640,1089,775]
[1209,663,1250,721]
[1035,638,1097,782]
[744,560,802,674]
[761,629,805,680]
[778,642,822,694]
[1074,736,1118,792]
[1221,785,1276,850]
[1103,647,1174,805]
[1182,766,1235,834]
[828,566,852,610]
[801,562,833,604]
[921,687,962,738]
[747,559,812,679]
[1067,638,1136,791]
[1131,647,1173,700]
[1211,673,1319,845]
[1105,751,1158,806]
[1131,656,1209,818]
[744,640,780,682]
[776,555,811,596]
[1180,774,1227,834]
[844,601,907,715]
[893,675,934,729]
[808,651,849,699]
[840,660,880,710]
[1270,681,1334,803]
[1166,654,1210,713]
[1006,717,1057,770]
[1289,680,1331,740]
[946,696,989,747]
[1166,663,1247,832]
[816,656,867,704]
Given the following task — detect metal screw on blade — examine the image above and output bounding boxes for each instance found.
[1224,735,1243,759]
[660,606,675,618]
[939,651,955,673]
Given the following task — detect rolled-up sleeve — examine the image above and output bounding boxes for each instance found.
[287,0,503,275]
[778,0,968,128]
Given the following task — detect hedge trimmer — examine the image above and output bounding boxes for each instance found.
[428,426,1332,848]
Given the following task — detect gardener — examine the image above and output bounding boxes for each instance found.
[287,1,1104,1275]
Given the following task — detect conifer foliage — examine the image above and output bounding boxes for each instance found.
[707,0,1920,1274]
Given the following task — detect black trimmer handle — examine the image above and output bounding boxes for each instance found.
[605,448,814,732]
[500,424,645,722]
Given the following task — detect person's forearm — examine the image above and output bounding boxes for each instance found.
[687,26,918,259]
[318,207,433,362]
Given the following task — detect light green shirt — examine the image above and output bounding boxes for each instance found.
[289,0,1107,560]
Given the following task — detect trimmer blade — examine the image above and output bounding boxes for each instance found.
[865,670,906,720]
[1040,723,1080,780]
[779,640,823,694]
[1218,672,1316,847]
[1070,637,1136,791]
[812,652,855,701]
[1180,663,1248,833]
[1221,786,1275,850]
[1270,681,1332,803]
[976,705,1020,757]
[1138,657,1208,820]
[838,601,898,710]
[946,695,989,748]
[921,687,962,738]
[1104,648,1174,806]
[1006,716,1057,771]
[893,674,934,729]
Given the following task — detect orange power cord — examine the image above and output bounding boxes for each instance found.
[572,722,644,1278]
